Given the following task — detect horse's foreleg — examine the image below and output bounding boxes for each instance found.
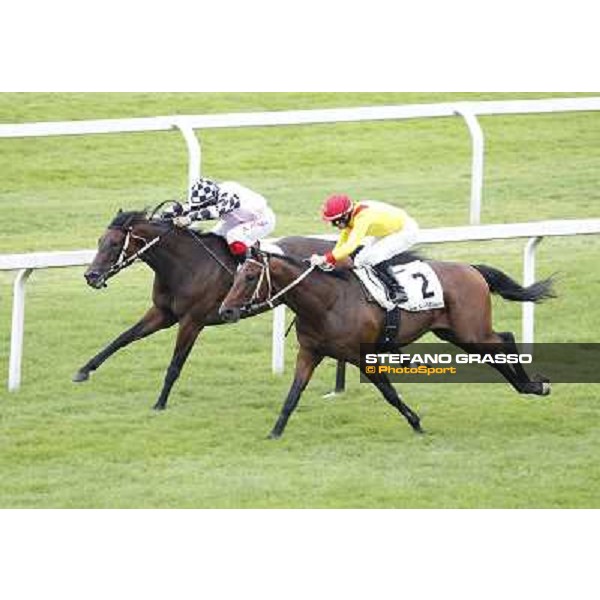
[73,306,176,383]
[323,360,347,398]
[269,347,323,439]
[153,318,203,411]
[363,369,423,433]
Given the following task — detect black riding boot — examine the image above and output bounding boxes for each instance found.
[374,262,408,304]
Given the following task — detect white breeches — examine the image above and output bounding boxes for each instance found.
[212,207,276,246]
[354,217,419,267]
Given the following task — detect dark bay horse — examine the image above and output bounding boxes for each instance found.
[75,209,339,410]
[219,249,556,438]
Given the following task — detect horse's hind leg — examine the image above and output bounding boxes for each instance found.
[476,333,549,396]
[269,347,323,439]
[497,332,550,391]
[362,369,423,434]
[73,306,176,383]
[434,329,549,396]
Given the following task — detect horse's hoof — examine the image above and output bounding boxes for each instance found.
[153,404,167,412]
[531,375,551,397]
[72,371,89,383]
[267,431,282,440]
[412,422,426,435]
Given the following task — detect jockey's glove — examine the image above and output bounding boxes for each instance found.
[310,254,334,271]
[174,215,193,228]
[163,202,184,219]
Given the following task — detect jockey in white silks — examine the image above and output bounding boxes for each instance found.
[164,178,276,259]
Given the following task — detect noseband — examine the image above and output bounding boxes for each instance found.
[99,216,235,288]
[243,255,273,312]
[105,225,162,281]
[240,252,316,314]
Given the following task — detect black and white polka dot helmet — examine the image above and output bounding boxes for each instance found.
[190,177,220,206]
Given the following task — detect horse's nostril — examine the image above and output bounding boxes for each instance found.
[85,270,104,288]
[219,307,239,323]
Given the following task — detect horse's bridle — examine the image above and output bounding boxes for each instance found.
[240,251,316,314]
[243,254,273,311]
[103,221,235,286]
[104,225,163,283]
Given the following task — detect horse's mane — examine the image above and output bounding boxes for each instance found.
[188,229,229,246]
[274,253,352,281]
[266,248,427,282]
[108,210,226,244]
[109,210,149,229]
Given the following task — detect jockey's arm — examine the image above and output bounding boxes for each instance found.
[189,206,219,221]
[325,218,371,265]
[189,192,241,222]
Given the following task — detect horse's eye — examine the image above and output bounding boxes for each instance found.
[246,274,257,284]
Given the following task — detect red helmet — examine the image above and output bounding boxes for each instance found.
[321,195,353,222]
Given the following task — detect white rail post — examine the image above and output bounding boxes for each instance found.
[172,119,202,193]
[8,268,33,391]
[455,107,485,225]
[272,305,287,374]
[522,237,543,350]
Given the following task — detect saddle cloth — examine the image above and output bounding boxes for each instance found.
[354,260,445,312]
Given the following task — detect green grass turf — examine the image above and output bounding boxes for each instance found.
[0,92,599,507]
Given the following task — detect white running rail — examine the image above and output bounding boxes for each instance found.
[2,97,600,221]
[2,220,600,391]
[2,98,600,389]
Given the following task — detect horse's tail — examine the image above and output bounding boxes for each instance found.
[472,265,557,303]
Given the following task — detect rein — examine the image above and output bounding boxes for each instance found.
[106,229,163,280]
[188,232,235,276]
[105,202,178,279]
[243,253,316,314]
[105,222,234,283]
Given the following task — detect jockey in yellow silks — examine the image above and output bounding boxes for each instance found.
[310,195,419,303]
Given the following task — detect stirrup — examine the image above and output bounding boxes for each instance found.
[389,287,408,304]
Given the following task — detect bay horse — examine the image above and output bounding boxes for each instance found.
[218,248,556,438]
[74,209,340,410]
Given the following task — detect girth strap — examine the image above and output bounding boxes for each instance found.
[377,307,401,351]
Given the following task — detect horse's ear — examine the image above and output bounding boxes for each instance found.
[244,246,259,262]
